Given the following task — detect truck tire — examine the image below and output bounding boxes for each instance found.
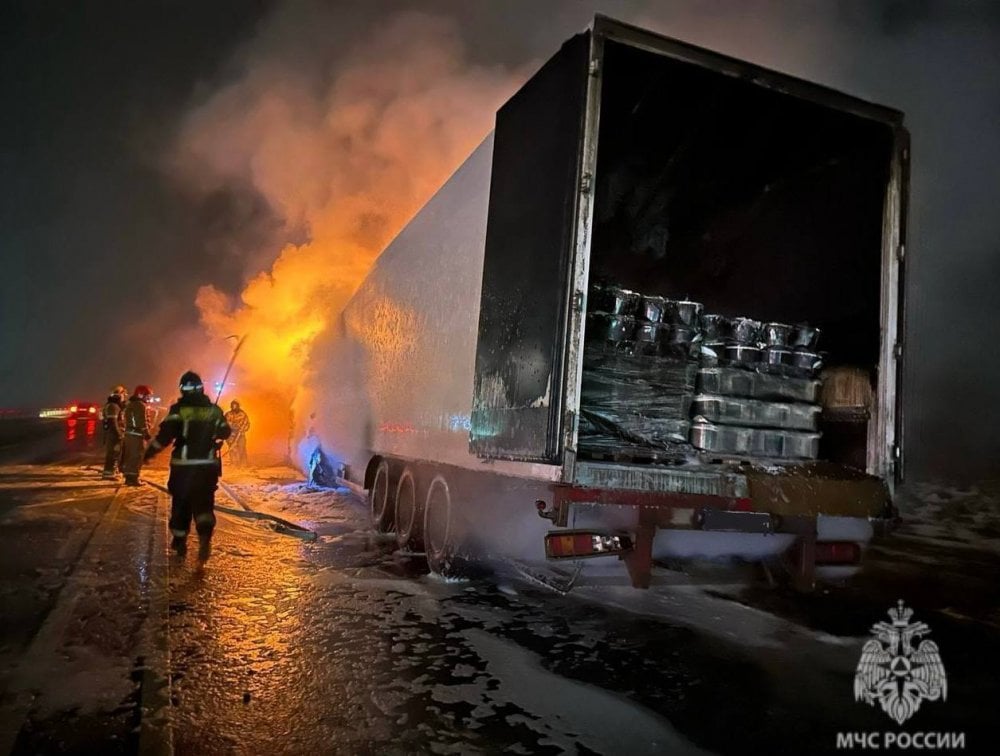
[395,467,423,551]
[424,474,461,578]
[369,459,394,533]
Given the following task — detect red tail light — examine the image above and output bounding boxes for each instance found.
[815,541,862,565]
[729,498,755,512]
[545,530,633,559]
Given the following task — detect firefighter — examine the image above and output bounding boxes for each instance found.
[144,371,231,561]
[121,385,153,486]
[224,399,250,467]
[100,388,126,478]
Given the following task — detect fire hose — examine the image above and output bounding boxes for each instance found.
[143,478,317,542]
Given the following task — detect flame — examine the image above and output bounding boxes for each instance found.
[174,12,521,467]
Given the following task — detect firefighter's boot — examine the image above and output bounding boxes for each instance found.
[171,535,187,556]
[197,537,212,562]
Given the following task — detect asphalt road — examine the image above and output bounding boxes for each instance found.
[0,418,998,755]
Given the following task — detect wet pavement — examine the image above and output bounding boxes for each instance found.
[1,419,999,754]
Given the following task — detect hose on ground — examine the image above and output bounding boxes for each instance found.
[143,479,317,542]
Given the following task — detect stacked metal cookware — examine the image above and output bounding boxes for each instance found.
[691,316,824,460]
[583,283,825,462]
[580,285,699,460]
[698,318,823,378]
[585,286,705,359]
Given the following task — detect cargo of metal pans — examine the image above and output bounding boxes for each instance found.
[580,349,697,452]
[691,394,821,431]
[589,285,640,316]
[690,420,821,459]
[580,412,691,446]
[697,367,820,404]
[577,428,692,463]
[586,312,636,343]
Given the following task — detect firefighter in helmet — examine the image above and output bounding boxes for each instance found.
[144,371,231,560]
[224,399,250,467]
[100,385,127,478]
[121,384,153,486]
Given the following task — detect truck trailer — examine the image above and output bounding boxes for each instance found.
[317,16,908,590]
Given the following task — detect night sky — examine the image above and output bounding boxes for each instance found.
[2,0,998,480]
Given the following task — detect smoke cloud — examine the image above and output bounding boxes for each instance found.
[170,9,523,463]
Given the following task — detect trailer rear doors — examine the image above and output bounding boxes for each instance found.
[470,32,590,462]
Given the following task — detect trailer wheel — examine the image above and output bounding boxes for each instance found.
[369,459,394,534]
[424,474,462,577]
[395,467,423,551]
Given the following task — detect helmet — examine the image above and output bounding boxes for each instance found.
[230,400,241,411]
[179,371,204,393]
[134,385,153,401]
[112,384,127,397]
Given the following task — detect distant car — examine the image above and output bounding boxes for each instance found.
[68,402,100,420]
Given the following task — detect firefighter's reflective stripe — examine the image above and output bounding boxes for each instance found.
[171,529,188,537]
[151,398,230,466]
[195,513,214,525]
[126,431,145,436]
[179,407,220,422]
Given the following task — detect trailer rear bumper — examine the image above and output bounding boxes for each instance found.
[542,470,894,590]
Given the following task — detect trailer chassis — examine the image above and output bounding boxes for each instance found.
[540,483,892,592]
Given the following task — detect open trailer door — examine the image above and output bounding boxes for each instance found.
[470,32,590,462]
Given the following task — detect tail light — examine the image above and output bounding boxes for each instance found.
[69,405,78,413]
[815,541,862,565]
[88,406,96,414]
[545,530,633,560]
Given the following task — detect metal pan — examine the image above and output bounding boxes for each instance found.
[667,325,699,347]
[701,314,729,342]
[725,344,761,367]
[764,322,794,348]
[634,321,665,355]
[590,285,640,316]
[638,295,669,323]
[790,350,823,373]
[763,346,795,368]
[730,317,762,346]
[792,324,821,350]
[586,312,636,343]
[671,299,704,328]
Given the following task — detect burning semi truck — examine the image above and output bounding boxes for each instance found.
[317,16,908,590]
